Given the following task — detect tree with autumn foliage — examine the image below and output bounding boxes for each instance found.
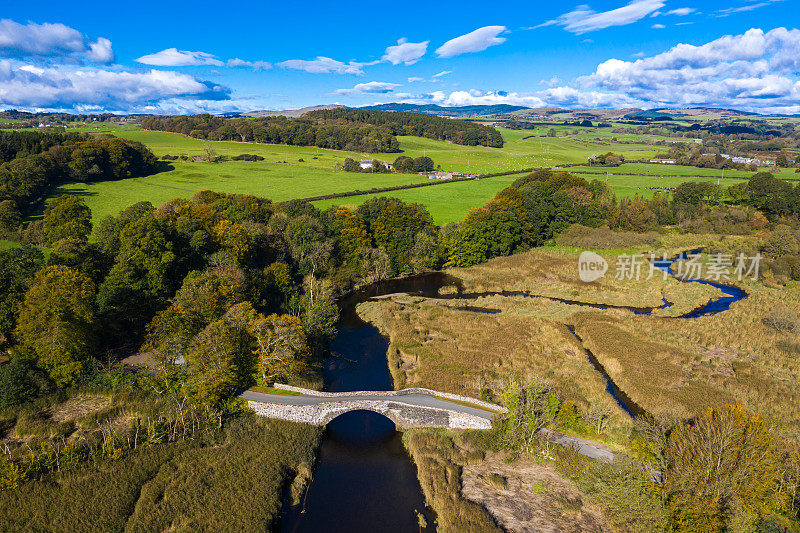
[358,197,435,275]
[329,207,371,271]
[213,219,252,263]
[250,312,309,386]
[665,404,781,531]
[14,266,97,386]
[146,265,248,372]
[184,303,256,407]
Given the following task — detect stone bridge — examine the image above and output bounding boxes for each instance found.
[241,385,506,430]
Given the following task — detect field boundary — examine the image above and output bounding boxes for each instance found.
[294,168,533,203]
[555,165,800,181]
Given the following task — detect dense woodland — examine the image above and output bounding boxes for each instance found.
[0,131,157,233]
[306,108,504,147]
[142,114,399,153]
[141,109,504,153]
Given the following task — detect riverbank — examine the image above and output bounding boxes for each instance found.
[0,408,321,531]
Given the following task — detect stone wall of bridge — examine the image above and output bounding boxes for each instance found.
[247,399,493,430]
[271,384,507,413]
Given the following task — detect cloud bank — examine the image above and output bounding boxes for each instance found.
[0,59,230,112]
[0,19,114,62]
[276,56,371,75]
[136,48,224,67]
[334,81,400,95]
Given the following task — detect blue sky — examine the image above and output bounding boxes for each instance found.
[1,0,797,114]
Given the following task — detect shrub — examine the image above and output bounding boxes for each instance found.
[762,309,799,333]
[555,224,662,249]
[231,154,265,162]
[665,404,779,530]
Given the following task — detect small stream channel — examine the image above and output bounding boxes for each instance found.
[278,251,748,530]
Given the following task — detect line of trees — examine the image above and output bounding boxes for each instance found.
[341,155,435,174]
[141,114,399,153]
[307,108,504,148]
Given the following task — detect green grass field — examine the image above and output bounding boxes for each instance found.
[589,173,749,199]
[54,160,432,226]
[567,162,799,180]
[314,174,526,224]
[35,125,779,229]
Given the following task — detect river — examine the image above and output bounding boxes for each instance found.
[279,275,450,533]
[279,252,748,530]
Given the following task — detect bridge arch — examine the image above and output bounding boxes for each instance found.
[246,397,493,429]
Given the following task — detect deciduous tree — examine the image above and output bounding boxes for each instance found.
[15,266,97,386]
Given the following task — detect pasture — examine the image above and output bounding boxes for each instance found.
[42,124,774,228]
[54,160,431,226]
[313,174,526,224]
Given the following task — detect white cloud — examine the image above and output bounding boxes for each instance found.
[407,76,425,82]
[276,56,369,75]
[666,7,695,15]
[432,70,452,78]
[540,75,563,86]
[136,48,224,67]
[334,81,400,95]
[435,26,507,58]
[382,38,428,65]
[0,19,114,62]
[717,0,783,16]
[652,23,666,29]
[87,38,114,63]
[226,58,272,70]
[538,0,665,34]
[0,59,230,112]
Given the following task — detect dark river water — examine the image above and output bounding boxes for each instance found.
[279,275,448,533]
[278,253,748,530]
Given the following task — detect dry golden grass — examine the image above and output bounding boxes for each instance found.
[574,280,800,435]
[47,395,111,423]
[402,429,502,533]
[462,451,608,533]
[358,296,631,436]
[367,243,800,441]
[573,312,738,421]
[448,247,721,316]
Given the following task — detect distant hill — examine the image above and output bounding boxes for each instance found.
[242,105,346,118]
[623,109,689,120]
[360,103,529,116]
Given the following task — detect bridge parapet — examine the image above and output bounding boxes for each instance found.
[247,399,493,429]
[271,384,507,414]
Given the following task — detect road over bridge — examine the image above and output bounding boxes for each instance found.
[241,385,506,430]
